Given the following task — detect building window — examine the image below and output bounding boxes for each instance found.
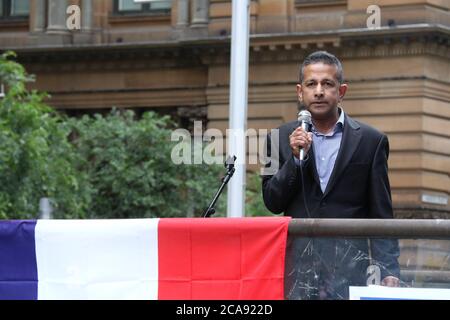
[0,0,30,19]
[114,0,171,15]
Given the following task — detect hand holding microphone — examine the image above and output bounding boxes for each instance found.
[290,110,313,160]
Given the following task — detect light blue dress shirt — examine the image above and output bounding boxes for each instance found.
[296,108,345,193]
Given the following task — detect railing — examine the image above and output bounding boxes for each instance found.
[285,218,450,300]
[288,219,450,238]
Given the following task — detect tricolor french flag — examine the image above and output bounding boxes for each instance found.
[0,217,290,300]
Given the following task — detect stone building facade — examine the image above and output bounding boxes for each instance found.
[0,0,449,218]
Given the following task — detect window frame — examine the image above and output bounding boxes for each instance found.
[0,0,30,20]
[113,0,171,16]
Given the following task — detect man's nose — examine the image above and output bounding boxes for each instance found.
[314,84,324,97]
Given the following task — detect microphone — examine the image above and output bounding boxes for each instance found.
[297,110,312,161]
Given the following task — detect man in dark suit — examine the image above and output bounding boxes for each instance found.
[262,51,400,299]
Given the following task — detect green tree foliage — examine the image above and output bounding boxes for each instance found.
[67,110,226,218]
[245,172,275,217]
[0,52,86,219]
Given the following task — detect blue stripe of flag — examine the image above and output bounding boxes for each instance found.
[0,220,38,300]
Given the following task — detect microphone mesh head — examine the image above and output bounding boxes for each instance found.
[298,110,312,124]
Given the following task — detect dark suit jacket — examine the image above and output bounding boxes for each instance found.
[262,114,400,298]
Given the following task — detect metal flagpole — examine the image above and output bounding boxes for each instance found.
[227,0,250,218]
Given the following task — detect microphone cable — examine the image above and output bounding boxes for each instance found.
[299,157,312,218]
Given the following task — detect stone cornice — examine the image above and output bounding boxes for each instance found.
[9,24,449,70]
[7,22,448,51]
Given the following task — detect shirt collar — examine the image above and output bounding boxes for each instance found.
[312,107,345,136]
[337,107,345,129]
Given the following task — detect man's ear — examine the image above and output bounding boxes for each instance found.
[338,83,348,100]
[296,84,303,102]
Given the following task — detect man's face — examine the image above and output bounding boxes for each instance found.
[297,62,347,121]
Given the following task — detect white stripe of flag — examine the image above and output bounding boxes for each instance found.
[35,219,159,300]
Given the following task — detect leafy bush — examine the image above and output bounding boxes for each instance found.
[67,109,226,218]
[245,172,275,217]
[0,52,226,219]
[0,51,86,219]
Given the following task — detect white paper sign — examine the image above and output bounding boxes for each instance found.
[350,285,450,300]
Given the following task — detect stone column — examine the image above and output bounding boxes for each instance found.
[177,0,189,27]
[81,0,93,31]
[47,0,69,33]
[191,0,209,26]
[30,0,46,33]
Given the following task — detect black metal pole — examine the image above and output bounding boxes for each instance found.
[202,156,236,218]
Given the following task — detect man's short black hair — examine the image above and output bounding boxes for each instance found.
[299,51,344,84]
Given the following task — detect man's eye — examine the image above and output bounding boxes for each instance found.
[306,83,315,87]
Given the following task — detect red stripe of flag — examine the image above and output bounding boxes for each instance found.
[157,217,290,300]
